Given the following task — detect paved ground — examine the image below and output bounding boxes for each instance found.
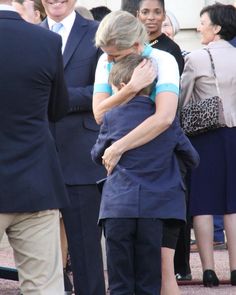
[1,232,236,295]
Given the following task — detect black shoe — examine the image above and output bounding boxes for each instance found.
[176,273,192,281]
[64,270,73,292]
[203,269,219,287]
[231,270,236,286]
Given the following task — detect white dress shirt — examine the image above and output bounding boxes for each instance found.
[47,11,76,53]
[0,4,16,11]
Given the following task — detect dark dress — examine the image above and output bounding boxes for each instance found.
[189,127,236,216]
[151,33,184,75]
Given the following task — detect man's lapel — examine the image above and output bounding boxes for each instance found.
[40,18,49,29]
[40,13,89,69]
[63,13,88,69]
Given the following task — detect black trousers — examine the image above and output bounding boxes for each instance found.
[174,219,191,275]
[104,218,163,295]
[162,219,182,249]
[174,159,191,276]
[61,185,106,295]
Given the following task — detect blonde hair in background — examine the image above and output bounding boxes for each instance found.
[95,10,148,50]
[165,10,180,36]
[75,5,94,20]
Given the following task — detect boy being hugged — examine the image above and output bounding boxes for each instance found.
[91,54,199,295]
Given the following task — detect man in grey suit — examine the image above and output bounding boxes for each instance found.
[41,0,106,294]
[0,0,69,294]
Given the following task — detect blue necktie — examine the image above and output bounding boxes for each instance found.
[51,23,63,33]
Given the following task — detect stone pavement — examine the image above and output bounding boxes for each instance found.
[1,232,236,295]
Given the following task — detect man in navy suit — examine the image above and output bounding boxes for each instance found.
[0,1,69,294]
[91,54,199,295]
[41,1,106,294]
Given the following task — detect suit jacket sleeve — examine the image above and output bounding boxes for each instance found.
[91,115,111,165]
[68,48,103,113]
[48,38,69,122]
[68,85,93,112]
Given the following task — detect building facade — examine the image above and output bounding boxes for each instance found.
[77,0,235,28]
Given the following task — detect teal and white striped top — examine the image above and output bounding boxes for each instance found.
[93,45,180,102]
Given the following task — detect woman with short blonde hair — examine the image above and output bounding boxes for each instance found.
[93,9,182,295]
[95,10,148,50]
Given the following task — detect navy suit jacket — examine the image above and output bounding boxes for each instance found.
[0,11,69,212]
[41,13,106,185]
[91,96,200,222]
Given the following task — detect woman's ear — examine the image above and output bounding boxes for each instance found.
[132,42,142,54]
[213,24,221,35]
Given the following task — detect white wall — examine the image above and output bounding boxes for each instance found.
[77,0,236,29]
[77,0,121,10]
[165,0,205,29]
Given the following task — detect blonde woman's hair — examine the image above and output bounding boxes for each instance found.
[95,10,148,50]
[75,5,94,20]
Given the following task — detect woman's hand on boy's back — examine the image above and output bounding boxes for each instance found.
[102,141,123,175]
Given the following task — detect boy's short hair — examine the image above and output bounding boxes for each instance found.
[109,54,155,96]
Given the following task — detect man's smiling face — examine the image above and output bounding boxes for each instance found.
[41,0,76,22]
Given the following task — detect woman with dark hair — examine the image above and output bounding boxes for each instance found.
[180,3,236,287]
[136,0,184,75]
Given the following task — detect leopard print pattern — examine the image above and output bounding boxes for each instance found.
[180,96,225,136]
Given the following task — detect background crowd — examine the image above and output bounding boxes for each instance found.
[0,0,236,295]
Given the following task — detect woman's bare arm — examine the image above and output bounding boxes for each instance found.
[93,84,136,124]
[93,59,156,124]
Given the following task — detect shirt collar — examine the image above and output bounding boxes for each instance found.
[142,44,153,57]
[47,10,76,32]
[0,4,16,11]
[208,39,232,49]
